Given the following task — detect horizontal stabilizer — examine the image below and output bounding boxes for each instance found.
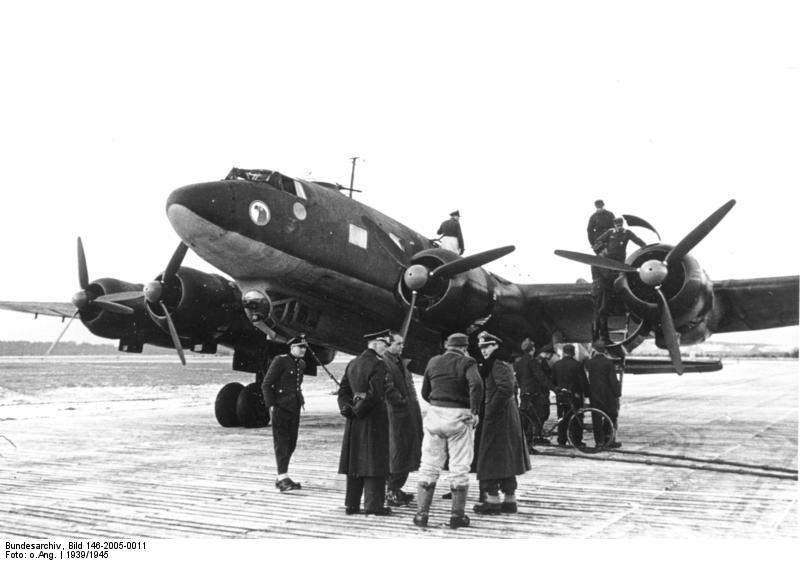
[622,356,722,375]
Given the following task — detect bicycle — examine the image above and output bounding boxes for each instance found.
[519,389,616,455]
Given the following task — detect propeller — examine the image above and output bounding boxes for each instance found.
[622,214,661,240]
[362,216,515,342]
[555,199,736,375]
[144,242,189,365]
[71,237,136,315]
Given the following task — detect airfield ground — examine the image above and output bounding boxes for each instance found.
[0,357,796,540]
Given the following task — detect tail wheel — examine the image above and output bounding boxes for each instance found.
[567,407,616,454]
[215,382,244,427]
[236,382,270,428]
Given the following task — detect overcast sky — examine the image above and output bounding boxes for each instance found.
[0,1,797,347]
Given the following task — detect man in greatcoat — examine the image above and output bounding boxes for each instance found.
[261,336,308,492]
[514,338,556,447]
[473,333,531,515]
[383,331,423,507]
[584,340,622,448]
[413,333,483,530]
[337,329,392,515]
[550,344,590,448]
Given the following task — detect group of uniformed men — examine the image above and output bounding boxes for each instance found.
[257,200,633,529]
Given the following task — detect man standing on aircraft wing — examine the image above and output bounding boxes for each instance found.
[587,199,616,257]
[413,333,483,530]
[383,331,423,507]
[261,336,308,492]
[437,210,464,254]
[584,340,622,448]
[337,330,393,515]
[592,216,647,343]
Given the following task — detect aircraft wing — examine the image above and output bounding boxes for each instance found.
[712,276,799,333]
[0,301,76,319]
[623,356,722,374]
[519,283,594,342]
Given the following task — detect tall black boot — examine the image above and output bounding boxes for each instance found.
[413,481,436,528]
[449,485,470,529]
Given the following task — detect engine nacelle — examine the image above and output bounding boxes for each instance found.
[397,248,494,332]
[614,244,715,346]
[146,267,245,341]
[80,277,148,339]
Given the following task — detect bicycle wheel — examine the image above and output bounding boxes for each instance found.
[567,407,616,454]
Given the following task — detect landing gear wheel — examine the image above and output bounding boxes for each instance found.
[215,382,244,427]
[236,382,270,428]
[567,407,616,454]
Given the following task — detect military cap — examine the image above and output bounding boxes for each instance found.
[613,217,624,225]
[538,343,555,355]
[444,332,469,347]
[562,343,576,356]
[520,337,535,353]
[592,340,607,351]
[450,210,460,217]
[364,329,392,344]
[594,199,604,208]
[478,332,502,347]
[287,336,308,347]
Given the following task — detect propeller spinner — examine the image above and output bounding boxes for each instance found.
[554,199,736,375]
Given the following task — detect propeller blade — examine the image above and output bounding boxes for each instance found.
[655,287,683,375]
[665,199,736,267]
[160,302,186,366]
[77,237,89,289]
[163,242,189,285]
[96,291,145,304]
[361,216,409,270]
[93,297,135,315]
[431,245,515,279]
[400,290,418,341]
[621,214,661,241]
[553,250,639,273]
[46,310,79,356]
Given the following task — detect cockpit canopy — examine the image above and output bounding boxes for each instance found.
[225,168,307,199]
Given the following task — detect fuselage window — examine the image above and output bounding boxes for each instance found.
[348,224,368,249]
[294,181,307,200]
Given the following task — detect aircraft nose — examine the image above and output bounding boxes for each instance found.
[166,181,235,230]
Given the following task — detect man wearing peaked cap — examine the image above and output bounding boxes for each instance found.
[338,329,393,515]
[261,335,309,492]
[478,332,502,346]
[436,210,464,255]
[413,332,483,530]
[363,329,392,344]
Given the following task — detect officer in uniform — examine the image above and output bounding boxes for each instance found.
[592,217,647,343]
[550,344,590,448]
[337,329,393,515]
[584,340,622,448]
[413,333,483,529]
[514,338,555,447]
[261,336,308,492]
[473,333,530,516]
[437,210,465,254]
[383,331,423,507]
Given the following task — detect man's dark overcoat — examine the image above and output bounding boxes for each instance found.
[337,348,390,477]
[383,351,423,475]
[584,353,621,415]
[475,354,531,480]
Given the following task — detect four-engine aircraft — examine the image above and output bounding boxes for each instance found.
[1,167,797,428]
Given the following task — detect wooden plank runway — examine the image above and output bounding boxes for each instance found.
[0,357,796,539]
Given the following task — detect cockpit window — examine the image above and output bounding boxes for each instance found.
[225,168,307,199]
